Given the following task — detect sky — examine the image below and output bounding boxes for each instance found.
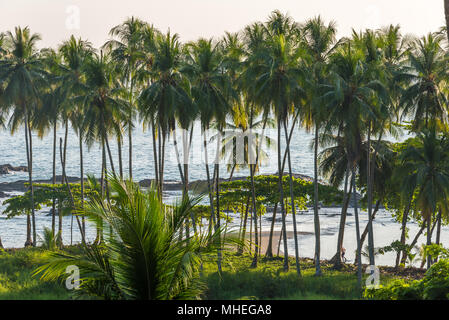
[0,0,445,49]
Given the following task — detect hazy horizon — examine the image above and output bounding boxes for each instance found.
[0,0,445,49]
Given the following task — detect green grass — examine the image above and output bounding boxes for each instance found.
[200,253,405,300]
[0,247,73,300]
[0,247,409,300]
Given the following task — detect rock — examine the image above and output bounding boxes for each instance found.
[0,191,9,198]
[0,164,28,175]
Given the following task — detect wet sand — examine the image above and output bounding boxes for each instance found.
[248,230,313,255]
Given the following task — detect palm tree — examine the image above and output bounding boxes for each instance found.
[104,17,147,180]
[180,37,233,272]
[399,33,448,131]
[139,31,191,198]
[398,129,449,269]
[59,35,94,236]
[302,15,338,276]
[33,47,64,238]
[322,43,386,291]
[249,11,303,274]
[75,51,127,243]
[0,27,46,247]
[35,175,230,300]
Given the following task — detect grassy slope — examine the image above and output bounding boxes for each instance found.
[0,247,413,300]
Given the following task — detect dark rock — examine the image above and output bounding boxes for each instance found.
[0,191,9,198]
[0,164,28,175]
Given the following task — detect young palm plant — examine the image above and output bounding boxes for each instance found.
[34,175,233,300]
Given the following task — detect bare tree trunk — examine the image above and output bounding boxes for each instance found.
[151,117,159,189]
[352,167,362,295]
[400,221,426,266]
[51,121,57,237]
[265,202,278,257]
[396,201,411,268]
[366,123,375,267]
[117,136,123,179]
[333,166,351,269]
[79,132,85,236]
[361,199,381,249]
[24,116,33,247]
[284,121,300,275]
[313,124,321,276]
[250,163,259,268]
[445,0,449,41]
[277,122,289,272]
[128,122,133,180]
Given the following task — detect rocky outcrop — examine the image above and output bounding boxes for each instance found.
[0,164,28,175]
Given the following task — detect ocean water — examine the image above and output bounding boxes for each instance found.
[0,122,446,267]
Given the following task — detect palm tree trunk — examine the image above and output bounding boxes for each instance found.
[333,165,351,269]
[23,116,34,247]
[352,167,362,295]
[51,121,57,237]
[361,199,381,248]
[366,123,375,267]
[265,202,278,257]
[105,134,116,175]
[313,123,321,276]
[426,215,432,269]
[283,121,300,275]
[151,117,159,191]
[400,221,426,266]
[277,121,289,272]
[445,0,449,41]
[237,195,251,254]
[173,127,185,184]
[250,163,259,268]
[128,122,133,180]
[396,201,411,268]
[117,136,123,179]
[203,129,216,231]
[79,131,85,235]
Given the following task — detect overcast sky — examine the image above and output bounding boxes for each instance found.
[0,0,445,48]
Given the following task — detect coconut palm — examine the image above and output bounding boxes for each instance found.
[104,17,147,180]
[33,47,64,238]
[74,51,127,242]
[59,35,94,235]
[302,15,338,276]
[0,27,46,246]
[248,11,303,274]
[180,37,233,272]
[399,33,449,131]
[35,175,233,300]
[139,31,191,201]
[322,43,387,291]
[398,129,449,269]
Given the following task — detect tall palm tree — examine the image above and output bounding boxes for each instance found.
[139,32,191,199]
[322,44,386,291]
[59,35,94,235]
[33,47,64,238]
[104,17,147,180]
[75,51,127,242]
[249,11,303,274]
[400,33,448,131]
[0,27,46,246]
[399,129,449,269]
[302,15,338,276]
[181,37,234,272]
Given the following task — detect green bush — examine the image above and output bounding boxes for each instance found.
[364,259,449,300]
